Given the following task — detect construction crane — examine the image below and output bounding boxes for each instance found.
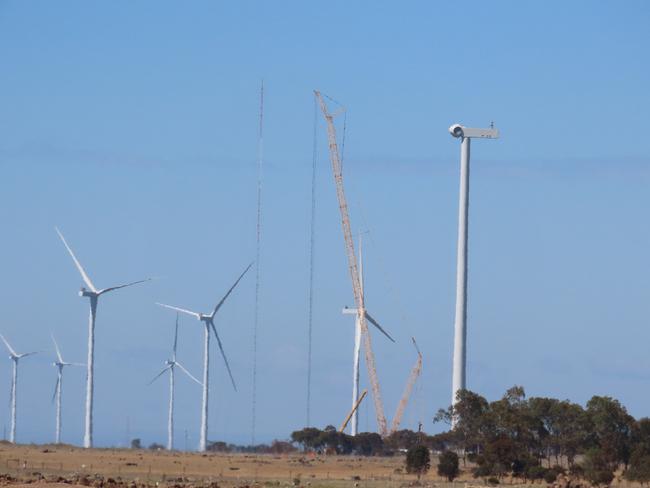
[389,337,423,434]
[315,91,389,436]
[339,389,367,433]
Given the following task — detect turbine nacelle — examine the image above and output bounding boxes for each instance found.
[448,123,499,139]
[79,287,97,298]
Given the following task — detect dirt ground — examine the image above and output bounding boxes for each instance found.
[0,442,459,488]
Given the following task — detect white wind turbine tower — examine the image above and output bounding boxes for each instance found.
[342,234,395,436]
[149,314,203,450]
[51,334,83,444]
[157,262,252,452]
[448,124,499,421]
[55,227,152,448]
[1,334,38,443]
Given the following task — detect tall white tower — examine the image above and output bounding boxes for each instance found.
[449,124,499,418]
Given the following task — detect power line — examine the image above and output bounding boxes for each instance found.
[251,80,264,445]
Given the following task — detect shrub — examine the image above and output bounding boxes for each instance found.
[405,445,431,478]
[437,450,460,481]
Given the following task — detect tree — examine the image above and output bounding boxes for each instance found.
[625,418,650,484]
[352,432,384,456]
[130,438,141,449]
[437,450,460,481]
[586,396,635,468]
[406,445,431,478]
[582,448,615,487]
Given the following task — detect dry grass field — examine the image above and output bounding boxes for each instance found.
[0,442,462,488]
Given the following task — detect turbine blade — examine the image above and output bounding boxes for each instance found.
[148,365,171,385]
[19,351,39,358]
[65,362,85,367]
[51,333,64,364]
[210,322,237,391]
[364,312,395,343]
[175,362,203,387]
[210,262,253,318]
[55,227,97,292]
[98,278,152,295]
[52,376,60,404]
[0,334,17,357]
[156,303,201,320]
[172,314,179,360]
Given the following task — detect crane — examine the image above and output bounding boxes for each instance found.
[339,389,367,433]
[315,90,389,436]
[389,337,423,434]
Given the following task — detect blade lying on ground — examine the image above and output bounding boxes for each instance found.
[210,322,237,391]
[210,262,253,318]
[55,227,97,293]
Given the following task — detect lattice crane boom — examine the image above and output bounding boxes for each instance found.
[315,91,388,436]
[389,337,423,434]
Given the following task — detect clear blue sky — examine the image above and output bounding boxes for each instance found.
[0,1,649,447]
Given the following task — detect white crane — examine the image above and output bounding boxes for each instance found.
[149,314,202,450]
[56,227,152,448]
[1,334,38,443]
[156,262,252,452]
[51,334,84,444]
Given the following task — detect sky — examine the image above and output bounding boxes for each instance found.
[0,1,649,448]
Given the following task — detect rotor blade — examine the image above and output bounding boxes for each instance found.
[175,362,203,387]
[364,312,395,343]
[18,351,39,358]
[52,375,60,404]
[411,336,422,357]
[156,303,201,320]
[55,227,97,292]
[63,362,85,367]
[210,262,253,318]
[148,365,171,385]
[0,334,17,357]
[172,314,179,360]
[210,322,237,391]
[51,333,63,364]
[98,278,152,295]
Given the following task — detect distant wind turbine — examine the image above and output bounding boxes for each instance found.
[1,334,38,444]
[149,314,203,451]
[51,334,83,444]
[55,227,152,448]
[156,262,252,452]
[342,234,394,436]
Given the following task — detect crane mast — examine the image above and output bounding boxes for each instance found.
[389,337,423,434]
[315,91,388,436]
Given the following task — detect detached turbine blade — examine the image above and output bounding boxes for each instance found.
[364,312,395,343]
[51,334,64,364]
[0,334,18,357]
[156,303,201,320]
[98,278,152,295]
[210,322,237,392]
[210,262,253,318]
[175,361,203,387]
[148,365,171,385]
[55,227,97,293]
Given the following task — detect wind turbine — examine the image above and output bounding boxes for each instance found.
[149,314,203,451]
[448,124,499,422]
[156,262,252,452]
[342,234,394,436]
[55,227,152,448]
[51,334,83,444]
[1,334,38,443]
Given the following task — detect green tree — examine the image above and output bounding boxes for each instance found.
[406,445,431,478]
[586,396,635,468]
[625,418,650,484]
[582,448,615,486]
[437,450,460,481]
